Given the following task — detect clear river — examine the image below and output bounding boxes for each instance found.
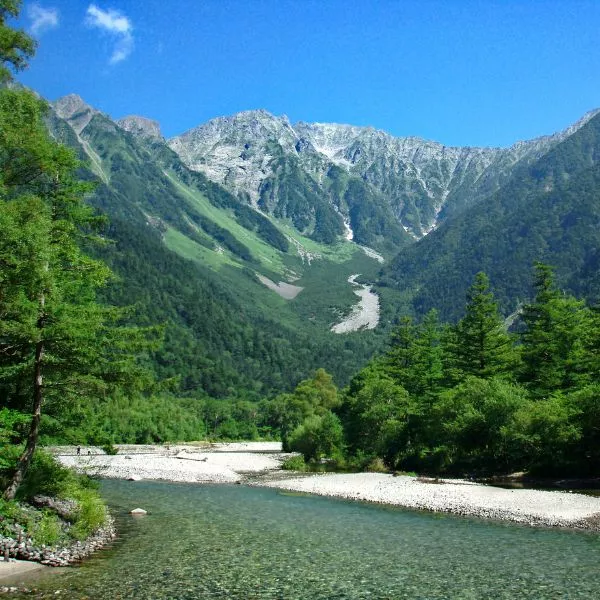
[14,479,600,599]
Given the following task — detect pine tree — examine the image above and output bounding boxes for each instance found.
[520,263,591,397]
[384,316,417,391]
[411,309,444,396]
[384,311,445,397]
[450,272,517,380]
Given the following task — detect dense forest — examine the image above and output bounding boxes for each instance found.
[281,267,600,477]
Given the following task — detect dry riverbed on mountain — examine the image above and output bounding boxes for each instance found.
[51,443,600,532]
[330,274,380,333]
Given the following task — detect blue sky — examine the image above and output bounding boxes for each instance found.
[12,0,600,147]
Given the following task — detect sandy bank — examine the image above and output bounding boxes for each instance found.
[259,472,600,530]
[0,559,47,584]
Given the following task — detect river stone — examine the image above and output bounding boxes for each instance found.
[127,475,142,481]
[130,508,147,515]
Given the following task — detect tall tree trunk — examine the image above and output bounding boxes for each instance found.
[3,297,45,501]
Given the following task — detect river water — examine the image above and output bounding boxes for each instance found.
[15,480,600,598]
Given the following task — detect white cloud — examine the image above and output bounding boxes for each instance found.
[28,4,59,36]
[85,4,134,64]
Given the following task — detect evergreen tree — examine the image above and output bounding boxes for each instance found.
[384,316,420,393]
[0,114,112,498]
[450,272,517,380]
[385,311,444,397]
[0,1,36,83]
[0,7,158,498]
[520,263,591,397]
[411,309,444,396]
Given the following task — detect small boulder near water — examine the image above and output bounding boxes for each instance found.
[127,475,142,481]
[130,508,147,515]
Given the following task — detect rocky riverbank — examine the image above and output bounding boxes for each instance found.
[52,444,600,531]
[0,508,116,593]
[0,515,116,568]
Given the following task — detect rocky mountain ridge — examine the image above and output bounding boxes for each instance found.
[49,93,600,249]
[53,94,98,134]
[166,108,600,238]
[117,115,163,140]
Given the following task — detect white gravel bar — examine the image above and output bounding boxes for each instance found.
[260,473,600,530]
[56,443,289,484]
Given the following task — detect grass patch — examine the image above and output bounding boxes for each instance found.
[69,487,108,540]
[0,499,62,546]
[164,172,288,273]
[163,227,235,269]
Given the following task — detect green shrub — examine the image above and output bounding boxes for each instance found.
[0,444,21,490]
[69,488,107,540]
[365,457,388,473]
[0,498,22,536]
[31,511,62,546]
[288,411,345,463]
[281,455,307,471]
[102,443,119,456]
[18,450,74,500]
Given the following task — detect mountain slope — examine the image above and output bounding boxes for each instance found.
[46,95,392,396]
[46,93,600,394]
[380,111,600,321]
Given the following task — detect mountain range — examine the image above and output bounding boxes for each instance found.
[45,93,600,395]
[168,106,598,241]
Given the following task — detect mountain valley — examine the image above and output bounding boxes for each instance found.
[44,93,600,396]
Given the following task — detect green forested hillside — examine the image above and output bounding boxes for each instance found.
[46,101,390,400]
[336,267,600,477]
[380,112,600,321]
[96,216,385,397]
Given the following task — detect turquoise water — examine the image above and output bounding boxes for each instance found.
[16,479,600,599]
